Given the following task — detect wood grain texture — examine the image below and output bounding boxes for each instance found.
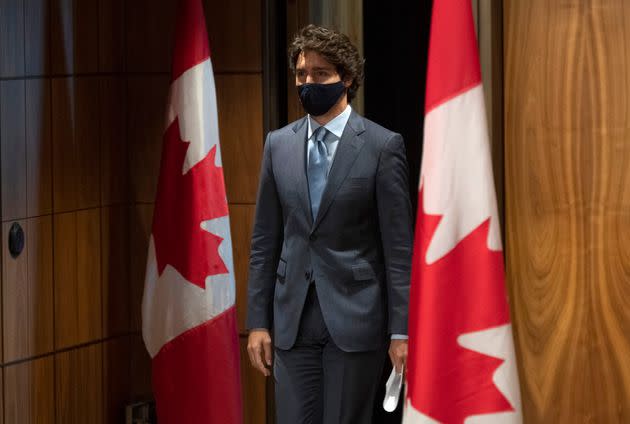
[50,0,98,74]
[0,0,25,77]
[204,0,262,73]
[0,0,267,421]
[55,344,103,424]
[103,337,131,423]
[26,78,53,217]
[129,334,152,400]
[216,74,263,204]
[126,75,170,204]
[24,0,51,76]
[100,76,127,206]
[504,1,630,422]
[310,0,364,115]
[0,80,27,221]
[0,367,3,424]
[0,240,2,364]
[286,0,311,123]
[3,357,54,424]
[128,204,153,332]
[98,0,124,72]
[1,220,28,361]
[0,221,31,365]
[239,336,268,424]
[101,206,130,337]
[476,0,504,227]
[52,77,100,213]
[54,209,102,349]
[1,79,53,220]
[3,217,54,362]
[125,0,175,73]
[229,205,256,334]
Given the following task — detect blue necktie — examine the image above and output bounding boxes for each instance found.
[308,126,330,221]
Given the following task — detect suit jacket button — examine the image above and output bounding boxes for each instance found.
[309,234,317,241]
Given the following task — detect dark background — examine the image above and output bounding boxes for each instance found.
[364,1,432,422]
[364,0,432,215]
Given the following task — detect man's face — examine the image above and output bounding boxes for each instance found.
[295,50,350,87]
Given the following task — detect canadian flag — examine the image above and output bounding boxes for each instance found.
[403,1,522,423]
[141,1,242,423]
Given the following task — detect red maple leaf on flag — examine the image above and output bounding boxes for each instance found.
[407,190,514,423]
[152,118,229,289]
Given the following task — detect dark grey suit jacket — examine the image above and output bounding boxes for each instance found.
[246,111,413,352]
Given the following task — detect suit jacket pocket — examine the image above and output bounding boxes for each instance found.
[277,259,287,282]
[351,261,377,282]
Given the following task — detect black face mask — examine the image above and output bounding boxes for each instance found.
[297,81,346,116]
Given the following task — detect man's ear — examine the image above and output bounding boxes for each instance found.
[343,78,353,88]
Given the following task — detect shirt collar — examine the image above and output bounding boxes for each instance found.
[307,104,352,140]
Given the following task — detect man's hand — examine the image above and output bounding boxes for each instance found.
[247,329,273,377]
[389,339,408,375]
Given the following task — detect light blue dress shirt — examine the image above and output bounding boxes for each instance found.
[307,104,352,171]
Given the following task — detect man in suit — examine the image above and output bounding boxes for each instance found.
[246,24,413,424]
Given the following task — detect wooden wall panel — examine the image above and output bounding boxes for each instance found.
[103,337,131,423]
[128,204,153,332]
[1,79,53,220]
[54,209,102,349]
[204,0,262,73]
[25,79,53,217]
[216,74,263,204]
[101,206,130,337]
[125,0,175,73]
[50,0,98,74]
[1,220,27,361]
[127,75,170,204]
[0,367,3,424]
[100,76,127,206]
[504,1,630,422]
[229,205,255,333]
[286,0,310,123]
[98,0,124,72]
[240,337,267,424]
[0,221,30,362]
[129,335,152,400]
[24,0,51,76]
[3,217,54,362]
[3,357,55,424]
[0,0,25,78]
[55,344,103,424]
[0,80,27,221]
[52,77,100,213]
[1,0,265,421]
[310,0,364,114]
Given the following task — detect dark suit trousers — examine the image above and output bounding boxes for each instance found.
[274,285,387,424]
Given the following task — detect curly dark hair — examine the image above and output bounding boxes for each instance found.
[289,24,364,103]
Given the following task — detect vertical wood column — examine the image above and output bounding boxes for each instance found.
[504,1,630,422]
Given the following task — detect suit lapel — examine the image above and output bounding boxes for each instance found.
[311,111,366,231]
[290,117,313,226]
